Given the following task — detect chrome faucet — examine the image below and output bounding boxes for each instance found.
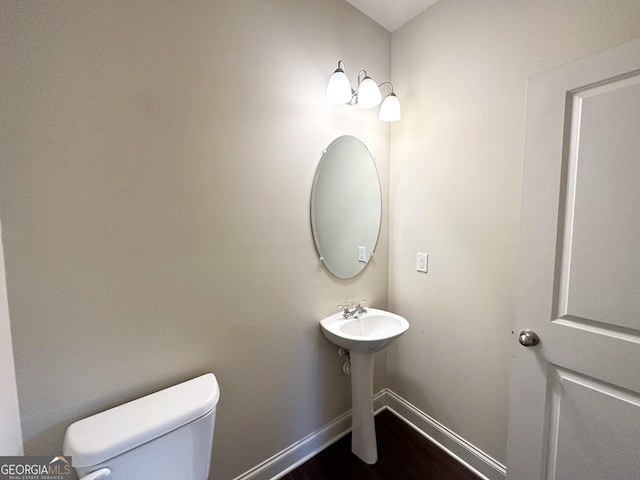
[338,299,367,319]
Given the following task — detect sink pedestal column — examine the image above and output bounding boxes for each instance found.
[350,351,377,464]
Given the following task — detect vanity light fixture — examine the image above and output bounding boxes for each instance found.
[326,60,401,122]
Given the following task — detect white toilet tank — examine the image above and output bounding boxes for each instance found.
[63,373,220,480]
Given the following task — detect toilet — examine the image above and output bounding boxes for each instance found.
[63,373,220,480]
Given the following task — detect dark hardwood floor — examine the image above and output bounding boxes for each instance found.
[280,409,483,480]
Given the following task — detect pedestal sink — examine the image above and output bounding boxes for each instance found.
[320,308,409,464]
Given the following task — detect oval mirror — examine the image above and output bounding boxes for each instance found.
[310,135,382,279]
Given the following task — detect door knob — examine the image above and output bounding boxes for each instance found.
[518,330,540,347]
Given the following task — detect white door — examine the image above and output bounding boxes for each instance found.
[506,37,640,480]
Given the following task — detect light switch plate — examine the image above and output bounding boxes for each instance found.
[417,253,428,273]
[358,246,367,263]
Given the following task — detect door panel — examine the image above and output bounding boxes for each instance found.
[506,36,640,480]
[546,367,640,480]
[560,74,640,331]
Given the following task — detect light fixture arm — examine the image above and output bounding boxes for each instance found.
[356,70,368,86]
[378,81,394,93]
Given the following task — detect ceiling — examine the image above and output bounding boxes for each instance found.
[344,0,439,32]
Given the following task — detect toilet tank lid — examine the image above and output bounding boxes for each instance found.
[63,373,220,468]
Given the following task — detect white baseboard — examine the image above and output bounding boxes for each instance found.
[233,389,506,480]
[374,389,506,480]
[231,410,352,480]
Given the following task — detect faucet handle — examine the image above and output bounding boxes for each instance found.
[338,303,352,314]
[355,299,367,315]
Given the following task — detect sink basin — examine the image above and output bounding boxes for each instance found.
[320,308,409,353]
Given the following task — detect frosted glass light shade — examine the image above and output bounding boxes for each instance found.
[378,92,401,122]
[357,77,382,109]
[326,69,352,104]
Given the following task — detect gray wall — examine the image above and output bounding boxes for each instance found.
[388,0,640,464]
[0,1,389,479]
